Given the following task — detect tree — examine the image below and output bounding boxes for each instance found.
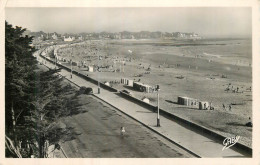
[27,70,82,158]
[5,21,37,157]
[5,21,84,158]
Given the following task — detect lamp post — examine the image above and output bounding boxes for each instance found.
[55,55,57,69]
[70,45,73,79]
[156,85,160,127]
[44,50,46,64]
[54,44,57,69]
[96,48,101,94]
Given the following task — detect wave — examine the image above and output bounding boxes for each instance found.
[203,53,222,58]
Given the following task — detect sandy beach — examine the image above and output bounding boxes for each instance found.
[56,38,252,147]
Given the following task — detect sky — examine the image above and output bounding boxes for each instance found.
[5,7,252,37]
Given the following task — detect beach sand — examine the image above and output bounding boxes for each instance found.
[57,38,252,147]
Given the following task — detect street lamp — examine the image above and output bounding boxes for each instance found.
[55,55,57,69]
[43,50,46,64]
[96,48,101,94]
[156,85,160,127]
[70,44,73,79]
[54,44,57,69]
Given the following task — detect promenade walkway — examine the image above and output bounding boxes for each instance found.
[36,50,247,158]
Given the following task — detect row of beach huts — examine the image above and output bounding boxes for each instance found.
[121,78,155,93]
[177,96,212,110]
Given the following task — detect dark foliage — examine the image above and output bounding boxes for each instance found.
[5,21,85,158]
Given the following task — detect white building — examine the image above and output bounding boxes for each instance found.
[63,36,74,42]
[78,36,83,40]
[52,33,58,40]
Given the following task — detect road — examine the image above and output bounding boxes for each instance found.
[59,96,193,158]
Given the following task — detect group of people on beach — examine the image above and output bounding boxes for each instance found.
[225,84,252,94]
[222,104,232,111]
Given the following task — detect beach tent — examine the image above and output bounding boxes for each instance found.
[199,101,209,110]
[104,82,110,86]
[142,97,150,104]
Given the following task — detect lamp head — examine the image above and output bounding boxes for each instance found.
[156,85,160,91]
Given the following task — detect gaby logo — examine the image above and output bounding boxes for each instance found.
[222,135,240,151]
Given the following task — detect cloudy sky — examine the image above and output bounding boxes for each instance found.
[5,7,251,37]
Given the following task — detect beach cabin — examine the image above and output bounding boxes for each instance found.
[133,82,144,92]
[87,66,94,72]
[127,80,134,87]
[178,96,197,106]
[133,82,153,93]
[121,78,134,87]
[199,101,209,110]
[121,78,128,85]
[121,78,127,84]
[143,84,153,93]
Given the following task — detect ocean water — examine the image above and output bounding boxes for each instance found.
[119,38,252,67]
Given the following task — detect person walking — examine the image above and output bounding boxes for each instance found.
[229,104,232,111]
[223,104,226,111]
[204,103,207,110]
[120,127,126,136]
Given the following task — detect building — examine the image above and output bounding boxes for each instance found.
[52,33,58,40]
[63,36,74,42]
[78,36,83,40]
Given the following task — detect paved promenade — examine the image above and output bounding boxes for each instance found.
[36,51,247,158]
